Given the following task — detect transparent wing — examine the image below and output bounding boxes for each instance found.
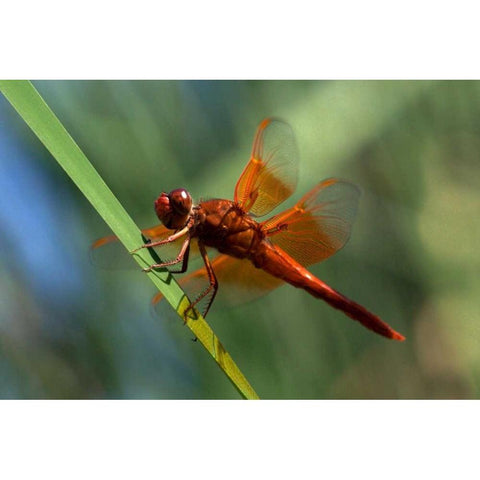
[261,178,361,266]
[234,118,299,217]
[152,251,284,316]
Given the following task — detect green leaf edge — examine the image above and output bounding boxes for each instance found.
[0,80,259,400]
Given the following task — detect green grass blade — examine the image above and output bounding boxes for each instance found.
[0,80,259,400]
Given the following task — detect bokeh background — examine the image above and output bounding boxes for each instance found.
[1,80,479,399]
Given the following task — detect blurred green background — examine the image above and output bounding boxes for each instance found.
[1,80,479,399]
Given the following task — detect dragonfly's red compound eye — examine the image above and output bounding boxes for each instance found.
[154,189,192,230]
[169,188,192,215]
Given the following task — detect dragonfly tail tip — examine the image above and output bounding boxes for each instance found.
[392,331,406,341]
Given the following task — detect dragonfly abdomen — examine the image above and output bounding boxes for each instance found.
[252,241,405,341]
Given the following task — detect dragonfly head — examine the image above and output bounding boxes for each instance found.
[155,188,193,229]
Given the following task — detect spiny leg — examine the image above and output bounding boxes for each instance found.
[184,241,218,322]
[142,236,191,273]
[130,224,191,253]
[166,242,190,274]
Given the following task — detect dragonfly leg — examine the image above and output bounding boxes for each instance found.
[142,236,191,273]
[166,242,190,274]
[184,241,218,322]
[130,223,190,253]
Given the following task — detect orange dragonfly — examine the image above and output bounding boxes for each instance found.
[92,118,405,341]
